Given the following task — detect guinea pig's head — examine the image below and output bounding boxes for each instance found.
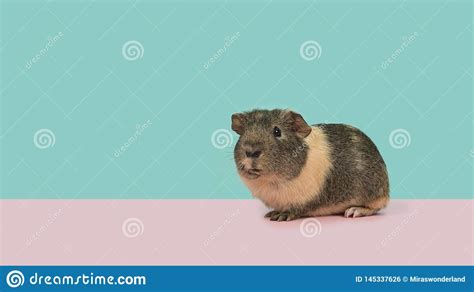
[231,109,312,181]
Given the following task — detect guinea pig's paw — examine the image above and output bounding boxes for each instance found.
[344,206,375,218]
[265,210,299,222]
[264,210,280,218]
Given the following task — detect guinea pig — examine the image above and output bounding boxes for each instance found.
[231,109,389,221]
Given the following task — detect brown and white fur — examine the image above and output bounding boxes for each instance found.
[232,109,389,221]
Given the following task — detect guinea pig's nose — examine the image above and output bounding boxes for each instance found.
[245,150,262,158]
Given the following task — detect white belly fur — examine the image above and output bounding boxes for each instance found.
[240,126,333,211]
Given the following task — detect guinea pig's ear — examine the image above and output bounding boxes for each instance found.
[286,111,312,138]
[231,113,246,135]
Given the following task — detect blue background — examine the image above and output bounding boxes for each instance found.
[1,266,472,291]
[1,0,472,198]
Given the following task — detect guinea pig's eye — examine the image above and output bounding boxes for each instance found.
[273,126,282,138]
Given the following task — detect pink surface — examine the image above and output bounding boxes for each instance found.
[1,199,472,265]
